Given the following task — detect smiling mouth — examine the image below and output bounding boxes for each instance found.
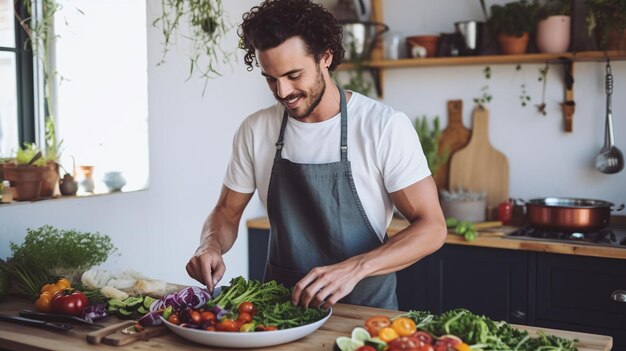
[282,95,303,109]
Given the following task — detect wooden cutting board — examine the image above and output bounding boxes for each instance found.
[449,106,509,218]
[434,100,471,189]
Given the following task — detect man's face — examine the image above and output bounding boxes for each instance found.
[257,37,328,120]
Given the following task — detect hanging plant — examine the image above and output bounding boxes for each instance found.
[153,0,233,94]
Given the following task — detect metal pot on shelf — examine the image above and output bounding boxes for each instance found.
[340,20,389,61]
[525,197,624,231]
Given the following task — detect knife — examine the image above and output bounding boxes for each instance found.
[20,309,105,328]
[0,314,73,331]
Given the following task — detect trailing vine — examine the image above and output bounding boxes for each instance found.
[153,0,233,95]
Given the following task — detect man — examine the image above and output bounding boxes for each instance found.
[186,0,447,310]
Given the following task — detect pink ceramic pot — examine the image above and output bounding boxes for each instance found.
[536,16,571,53]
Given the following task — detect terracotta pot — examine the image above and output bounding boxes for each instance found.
[40,162,60,198]
[596,28,626,51]
[497,32,529,55]
[406,35,440,58]
[2,164,47,201]
[536,16,571,53]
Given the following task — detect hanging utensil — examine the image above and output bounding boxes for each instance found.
[595,59,624,174]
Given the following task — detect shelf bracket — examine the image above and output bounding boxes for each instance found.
[560,58,575,133]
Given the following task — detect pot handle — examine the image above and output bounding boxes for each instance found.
[611,204,625,212]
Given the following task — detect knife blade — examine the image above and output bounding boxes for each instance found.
[20,309,105,328]
[0,314,73,331]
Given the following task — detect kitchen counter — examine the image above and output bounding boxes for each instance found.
[247,217,626,260]
[0,296,613,351]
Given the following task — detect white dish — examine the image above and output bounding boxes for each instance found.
[161,307,332,348]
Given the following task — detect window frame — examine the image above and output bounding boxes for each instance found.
[1,0,35,147]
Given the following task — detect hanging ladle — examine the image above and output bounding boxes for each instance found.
[595,59,624,174]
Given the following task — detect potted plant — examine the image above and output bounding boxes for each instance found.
[536,0,571,53]
[489,0,539,54]
[2,144,47,201]
[586,0,626,50]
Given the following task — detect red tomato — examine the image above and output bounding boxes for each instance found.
[263,325,278,331]
[412,331,434,345]
[201,311,217,322]
[365,315,392,337]
[237,311,253,323]
[51,290,88,316]
[355,346,377,351]
[387,336,422,351]
[188,310,201,324]
[216,319,239,332]
[205,325,216,331]
[391,317,417,336]
[238,302,256,315]
[419,345,435,351]
[168,314,180,325]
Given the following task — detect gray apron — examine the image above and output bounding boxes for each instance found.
[264,85,398,309]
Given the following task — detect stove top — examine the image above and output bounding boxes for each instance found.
[505,225,626,248]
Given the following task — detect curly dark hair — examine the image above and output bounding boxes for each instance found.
[238,0,344,72]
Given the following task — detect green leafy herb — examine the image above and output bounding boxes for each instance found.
[210,276,291,310]
[255,300,326,329]
[9,225,118,279]
[414,115,448,175]
[404,308,578,351]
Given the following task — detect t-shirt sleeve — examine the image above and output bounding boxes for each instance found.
[223,121,257,194]
[379,112,431,193]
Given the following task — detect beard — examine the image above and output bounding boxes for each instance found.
[275,65,326,120]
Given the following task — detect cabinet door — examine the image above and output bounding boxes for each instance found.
[536,253,626,350]
[429,245,530,324]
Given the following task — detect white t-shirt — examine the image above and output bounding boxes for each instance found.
[224,92,431,240]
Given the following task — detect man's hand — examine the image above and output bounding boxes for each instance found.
[291,259,365,309]
[186,243,225,293]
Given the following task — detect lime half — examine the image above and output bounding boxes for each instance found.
[336,336,364,351]
[351,327,371,343]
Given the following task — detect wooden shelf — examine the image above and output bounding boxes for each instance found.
[339,50,626,70]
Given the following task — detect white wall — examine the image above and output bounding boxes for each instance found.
[1,1,625,287]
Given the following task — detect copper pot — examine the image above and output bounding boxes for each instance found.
[526,197,624,231]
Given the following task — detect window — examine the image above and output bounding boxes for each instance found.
[2,0,149,195]
[0,0,34,157]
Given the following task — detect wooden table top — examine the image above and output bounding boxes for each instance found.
[247,217,626,260]
[0,296,613,351]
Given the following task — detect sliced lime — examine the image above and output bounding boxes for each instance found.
[351,327,371,343]
[365,337,388,351]
[335,336,364,351]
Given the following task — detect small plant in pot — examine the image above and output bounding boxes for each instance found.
[489,0,539,54]
[586,0,626,50]
[2,144,47,201]
[536,0,571,53]
[414,115,449,188]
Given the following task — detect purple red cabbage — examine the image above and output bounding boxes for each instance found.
[150,286,212,312]
[82,303,109,322]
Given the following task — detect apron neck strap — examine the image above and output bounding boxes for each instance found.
[275,83,348,161]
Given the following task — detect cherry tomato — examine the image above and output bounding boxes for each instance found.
[355,346,377,351]
[255,324,266,332]
[378,326,400,343]
[419,345,434,351]
[168,314,180,325]
[263,325,278,331]
[216,319,239,332]
[188,310,201,324]
[392,317,417,336]
[454,343,471,351]
[412,331,433,345]
[205,325,216,331]
[237,311,253,323]
[51,289,88,316]
[238,301,256,315]
[201,311,217,322]
[365,315,392,337]
[387,336,422,351]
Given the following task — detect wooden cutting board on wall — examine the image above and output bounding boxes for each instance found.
[449,106,509,217]
[434,100,471,189]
